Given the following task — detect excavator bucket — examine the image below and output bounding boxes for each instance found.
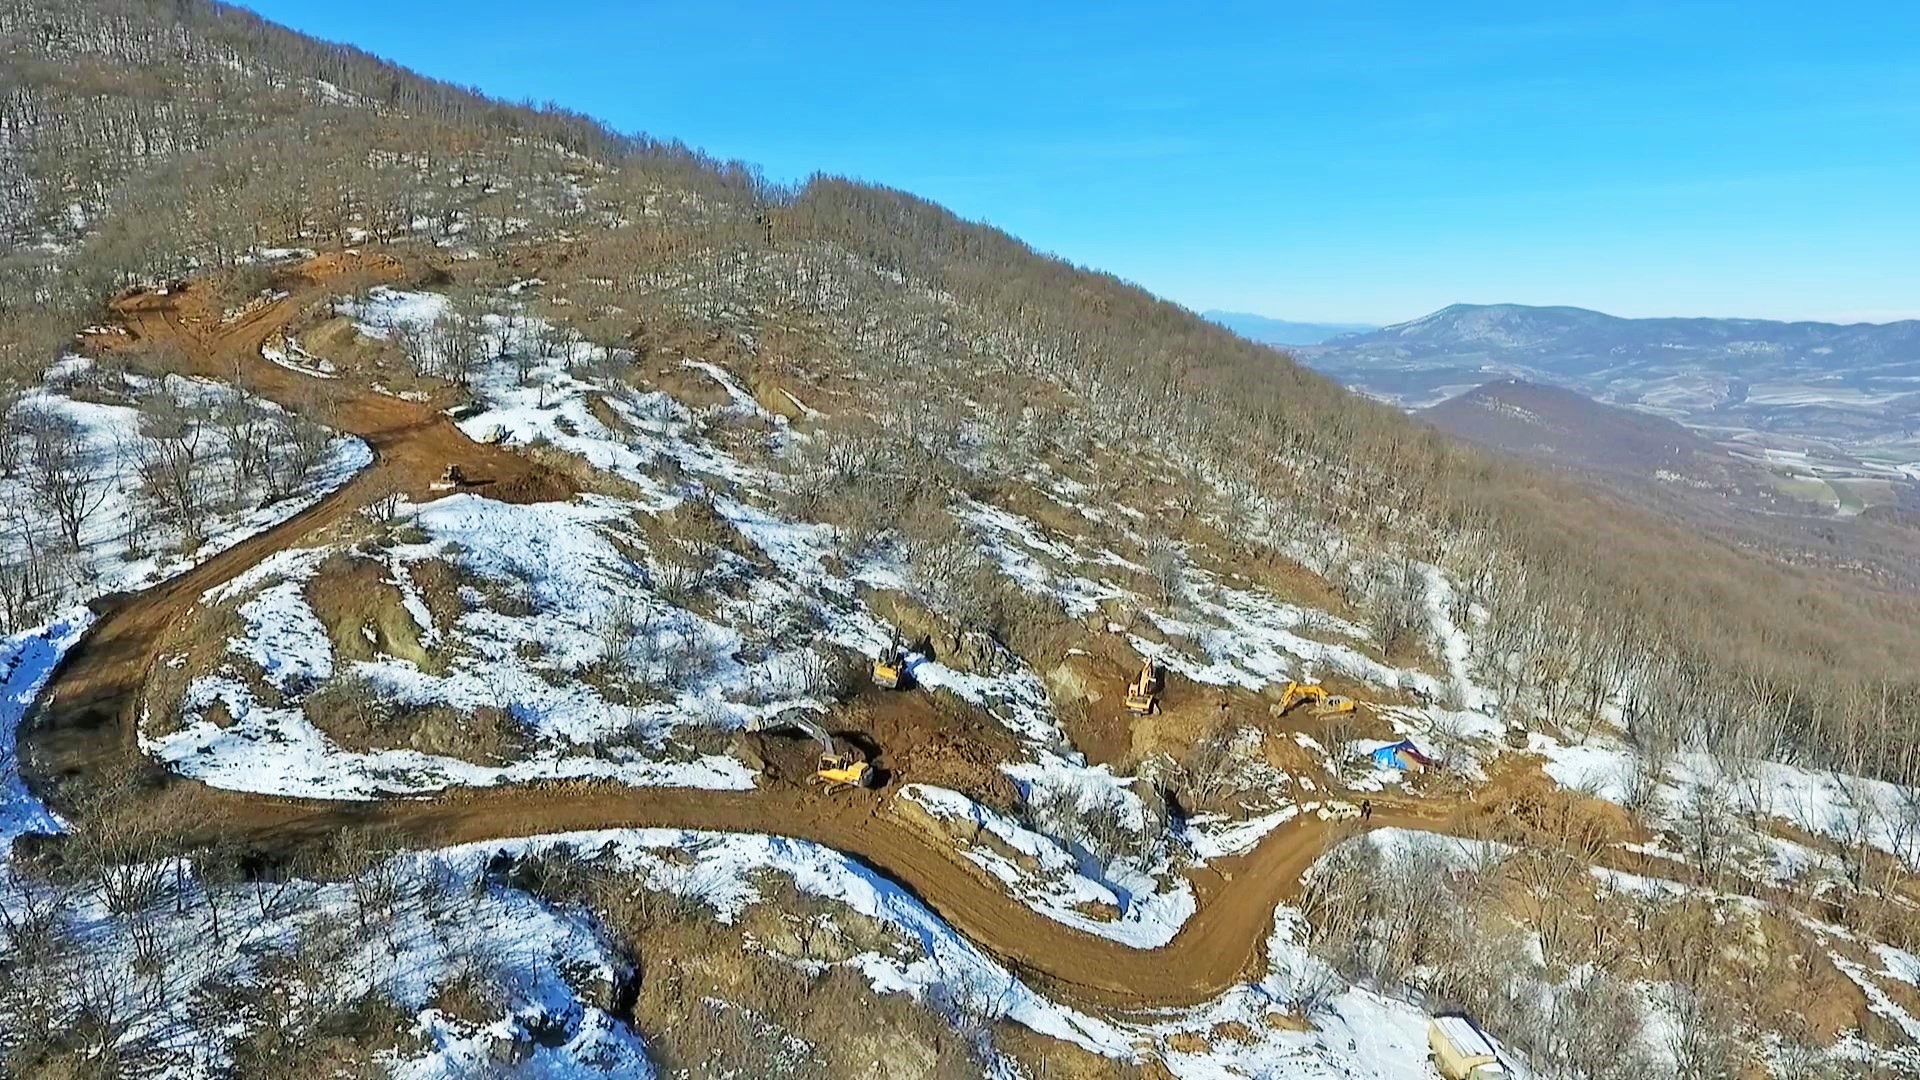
[1277,680,1354,717]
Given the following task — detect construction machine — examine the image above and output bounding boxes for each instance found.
[872,636,907,690]
[1276,680,1355,717]
[1124,659,1161,716]
[747,714,878,793]
[430,463,466,492]
[813,745,875,792]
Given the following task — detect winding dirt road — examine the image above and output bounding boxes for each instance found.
[22,254,1456,1012]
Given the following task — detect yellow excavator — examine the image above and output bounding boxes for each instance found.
[814,742,875,793]
[1277,680,1356,717]
[872,636,907,690]
[1124,659,1161,716]
[749,714,878,793]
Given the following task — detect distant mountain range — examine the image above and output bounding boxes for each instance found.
[1201,310,1377,346]
[1296,303,1920,463]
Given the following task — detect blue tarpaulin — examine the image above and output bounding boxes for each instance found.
[1371,739,1435,771]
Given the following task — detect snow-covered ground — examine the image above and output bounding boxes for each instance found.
[0,616,91,850]
[903,781,1196,948]
[144,496,767,799]
[281,286,1517,937]
[0,835,650,1077]
[0,355,369,851]
[0,811,1514,1079]
[261,332,337,378]
[25,280,1912,1075]
[0,357,370,633]
[1537,736,1920,871]
[411,827,1516,1080]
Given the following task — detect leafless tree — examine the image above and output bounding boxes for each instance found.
[133,387,214,546]
[22,406,109,551]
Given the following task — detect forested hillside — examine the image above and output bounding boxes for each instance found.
[2,3,1919,1078]
[8,0,1916,787]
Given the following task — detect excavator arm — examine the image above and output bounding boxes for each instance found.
[1125,659,1161,715]
[1278,681,1355,717]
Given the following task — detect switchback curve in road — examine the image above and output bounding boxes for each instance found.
[21,254,1463,1013]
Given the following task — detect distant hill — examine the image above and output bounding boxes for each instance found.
[1423,378,1920,589]
[1423,378,1749,493]
[1201,310,1376,346]
[1298,302,1920,459]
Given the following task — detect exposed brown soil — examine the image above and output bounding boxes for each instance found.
[305,553,438,668]
[31,252,572,783]
[17,251,1899,1028]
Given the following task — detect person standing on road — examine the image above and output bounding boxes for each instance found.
[1361,799,1373,822]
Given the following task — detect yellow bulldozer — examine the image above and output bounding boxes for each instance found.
[1276,680,1355,717]
[1124,659,1161,716]
[814,745,875,792]
[872,637,908,690]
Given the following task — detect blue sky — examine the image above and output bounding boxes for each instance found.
[247,1,1920,324]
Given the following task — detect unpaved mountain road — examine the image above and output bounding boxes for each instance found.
[27,254,572,788]
[14,253,1595,1014]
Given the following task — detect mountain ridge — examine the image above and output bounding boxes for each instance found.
[1352,300,1920,353]
[1297,301,1920,462]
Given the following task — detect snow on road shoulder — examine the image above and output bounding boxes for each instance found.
[0,614,93,851]
[263,333,338,378]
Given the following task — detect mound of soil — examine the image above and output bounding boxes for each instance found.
[305,553,438,669]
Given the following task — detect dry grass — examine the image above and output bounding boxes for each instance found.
[302,671,525,764]
[305,553,442,671]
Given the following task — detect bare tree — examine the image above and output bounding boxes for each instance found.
[22,406,109,552]
[214,394,271,508]
[133,387,213,547]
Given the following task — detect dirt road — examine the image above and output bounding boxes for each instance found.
[17,254,1461,1012]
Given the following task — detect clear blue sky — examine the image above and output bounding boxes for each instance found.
[246,1,1920,325]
